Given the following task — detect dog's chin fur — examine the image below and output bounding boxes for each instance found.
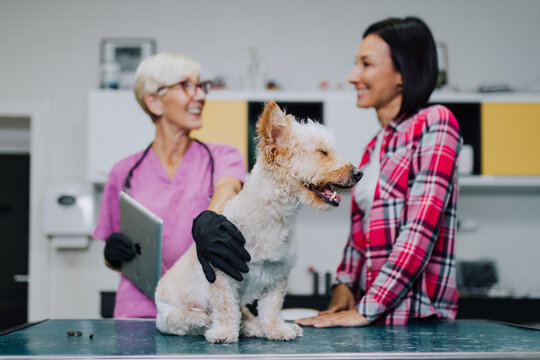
[155,101,361,343]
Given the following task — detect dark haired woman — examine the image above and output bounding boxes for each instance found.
[296,17,463,326]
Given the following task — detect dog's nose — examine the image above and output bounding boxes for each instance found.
[351,168,363,182]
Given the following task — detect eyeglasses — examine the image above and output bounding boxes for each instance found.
[157,80,213,97]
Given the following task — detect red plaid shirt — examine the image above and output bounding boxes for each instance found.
[336,105,462,325]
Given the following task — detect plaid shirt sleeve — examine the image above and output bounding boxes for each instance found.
[358,106,462,322]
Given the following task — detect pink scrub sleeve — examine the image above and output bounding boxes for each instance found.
[208,143,246,185]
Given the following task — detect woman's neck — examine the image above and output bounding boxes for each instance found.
[376,94,402,128]
[153,120,191,175]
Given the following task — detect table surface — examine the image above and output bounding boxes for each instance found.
[1,319,540,359]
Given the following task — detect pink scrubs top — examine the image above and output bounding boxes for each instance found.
[92,140,246,318]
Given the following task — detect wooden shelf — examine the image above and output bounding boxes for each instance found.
[459,175,540,189]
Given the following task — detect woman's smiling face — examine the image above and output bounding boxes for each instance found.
[348,34,403,112]
[158,72,206,131]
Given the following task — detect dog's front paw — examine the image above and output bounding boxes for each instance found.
[263,321,303,341]
[241,317,264,338]
[205,326,239,343]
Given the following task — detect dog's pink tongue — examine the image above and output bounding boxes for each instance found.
[323,188,342,202]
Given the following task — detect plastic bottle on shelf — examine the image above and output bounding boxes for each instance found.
[246,46,266,90]
[100,61,120,89]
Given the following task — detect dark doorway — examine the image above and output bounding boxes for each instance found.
[0,154,30,331]
[429,102,481,175]
[247,101,324,172]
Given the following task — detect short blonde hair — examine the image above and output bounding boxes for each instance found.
[133,52,201,120]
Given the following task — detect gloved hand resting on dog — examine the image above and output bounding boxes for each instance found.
[104,232,138,270]
[192,210,251,283]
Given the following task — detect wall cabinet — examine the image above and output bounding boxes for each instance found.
[87,90,380,183]
[87,91,154,183]
[88,90,540,183]
[87,92,249,182]
[482,102,540,175]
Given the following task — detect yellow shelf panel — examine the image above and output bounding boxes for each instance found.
[481,103,540,175]
[191,100,248,168]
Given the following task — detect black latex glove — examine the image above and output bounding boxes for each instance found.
[192,210,251,283]
[104,232,137,269]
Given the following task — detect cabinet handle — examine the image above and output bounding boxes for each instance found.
[13,274,29,283]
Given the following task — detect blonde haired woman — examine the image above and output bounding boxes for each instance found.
[93,53,249,318]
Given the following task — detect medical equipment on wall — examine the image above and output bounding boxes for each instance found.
[43,183,95,249]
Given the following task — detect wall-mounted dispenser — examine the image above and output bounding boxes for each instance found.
[43,183,95,250]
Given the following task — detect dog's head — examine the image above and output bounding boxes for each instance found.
[256,101,363,210]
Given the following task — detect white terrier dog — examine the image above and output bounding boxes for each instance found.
[155,101,362,343]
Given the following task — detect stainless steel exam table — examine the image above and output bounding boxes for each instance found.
[1,319,540,359]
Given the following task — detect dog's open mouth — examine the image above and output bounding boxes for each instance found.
[306,183,344,207]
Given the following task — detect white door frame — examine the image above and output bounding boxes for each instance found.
[0,99,49,321]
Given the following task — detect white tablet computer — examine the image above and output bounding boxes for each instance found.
[119,191,163,300]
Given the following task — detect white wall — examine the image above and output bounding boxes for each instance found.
[1,0,540,320]
[0,0,540,180]
[2,0,540,181]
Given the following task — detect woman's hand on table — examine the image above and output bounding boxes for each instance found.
[294,283,369,327]
[294,309,370,327]
[321,283,356,314]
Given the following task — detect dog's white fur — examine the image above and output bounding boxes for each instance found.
[155,101,361,343]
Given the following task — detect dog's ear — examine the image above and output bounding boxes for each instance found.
[257,100,291,148]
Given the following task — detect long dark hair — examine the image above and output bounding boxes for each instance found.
[363,17,438,121]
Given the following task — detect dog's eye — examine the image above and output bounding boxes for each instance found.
[318,149,328,156]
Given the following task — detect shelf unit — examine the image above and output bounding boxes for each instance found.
[87,90,540,183]
[459,175,540,189]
